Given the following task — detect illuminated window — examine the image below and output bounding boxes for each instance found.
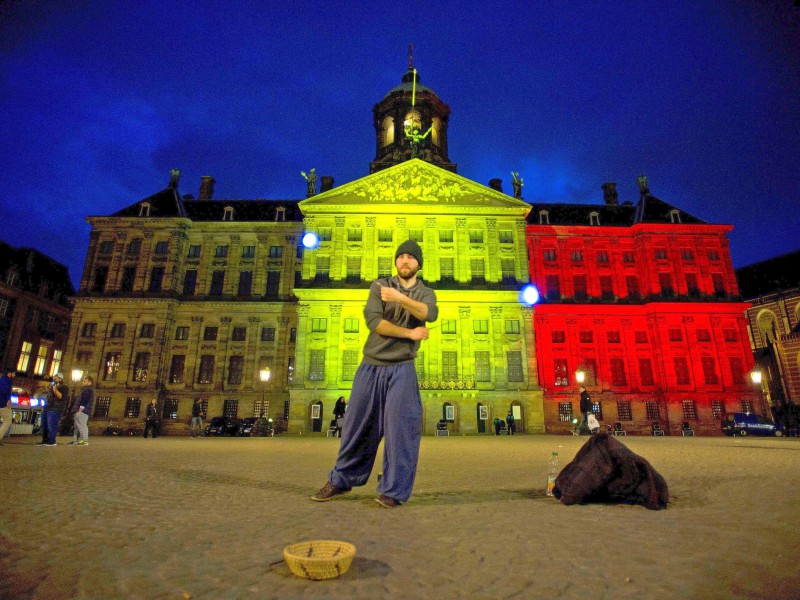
[558,402,573,422]
[104,352,121,380]
[617,401,632,421]
[646,402,661,421]
[507,352,523,382]
[175,326,189,340]
[223,399,238,419]
[133,352,150,382]
[674,357,691,385]
[94,397,111,418]
[162,398,179,420]
[342,350,359,381]
[169,355,185,384]
[701,357,718,385]
[475,351,491,382]
[124,397,141,418]
[33,346,48,376]
[739,399,754,413]
[682,400,698,420]
[382,116,394,146]
[430,116,441,145]
[711,400,726,419]
[49,350,62,377]
[554,359,569,386]
[308,350,325,381]
[590,401,603,420]
[198,355,215,384]
[442,351,459,380]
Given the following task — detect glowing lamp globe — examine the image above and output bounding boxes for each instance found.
[302,232,320,249]
[519,285,540,306]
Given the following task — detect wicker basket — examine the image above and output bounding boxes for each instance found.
[283,540,356,580]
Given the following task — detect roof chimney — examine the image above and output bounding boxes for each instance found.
[198,176,215,201]
[488,178,503,192]
[320,176,334,192]
[601,182,618,206]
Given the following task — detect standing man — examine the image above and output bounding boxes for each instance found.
[505,410,516,435]
[312,240,438,508]
[143,398,159,438]
[39,372,69,446]
[71,375,94,446]
[0,369,15,445]
[578,385,592,435]
[190,397,205,437]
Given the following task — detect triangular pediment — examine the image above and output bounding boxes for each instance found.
[300,159,531,215]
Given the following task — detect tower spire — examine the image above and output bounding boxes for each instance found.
[408,43,414,70]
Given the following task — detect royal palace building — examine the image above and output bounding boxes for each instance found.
[65,61,757,435]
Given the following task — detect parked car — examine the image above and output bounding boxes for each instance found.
[721,412,784,437]
[237,417,258,436]
[205,417,240,436]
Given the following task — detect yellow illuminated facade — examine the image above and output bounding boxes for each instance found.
[291,159,544,434]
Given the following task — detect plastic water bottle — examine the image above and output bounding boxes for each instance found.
[546,451,559,497]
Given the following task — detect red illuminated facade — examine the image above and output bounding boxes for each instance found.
[527,180,756,435]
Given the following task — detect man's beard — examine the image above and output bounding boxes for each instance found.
[397,265,420,281]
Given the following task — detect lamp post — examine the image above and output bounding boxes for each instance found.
[259,367,271,418]
[575,369,586,385]
[69,369,83,436]
[749,368,769,419]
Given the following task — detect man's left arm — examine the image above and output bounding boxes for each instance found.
[380,286,438,322]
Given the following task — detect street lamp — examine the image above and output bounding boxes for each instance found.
[259,366,271,416]
[575,369,586,385]
[750,368,768,418]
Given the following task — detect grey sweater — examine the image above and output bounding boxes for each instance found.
[362,276,438,366]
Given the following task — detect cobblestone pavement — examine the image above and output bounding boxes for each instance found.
[1,434,798,599]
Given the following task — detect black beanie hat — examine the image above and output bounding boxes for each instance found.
[395,239,423,268]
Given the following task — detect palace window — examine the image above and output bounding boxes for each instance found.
[659,273,673,297]
[346,256,361,282]
[133,352,150,382]
[507,351,523,382]
[408,229,423,242]
[378,229,393,242]
[82,323,97,338]
[209,270,225,295]
[573,275,587,300]
[570,250,583,262]
[591,401,603,421]
[318,228,332,242]
[238,271,253,297]
[378,257,392,278]
[475,351,491,382]
[311,318,327,332]
[546,275,560,301]
[48,350,62,377]
[622,251,635,263]
[439,257,454,281]
[501,259,516,283]
[223,400,239,419]
[140,324,155,338]
[203,327,218,341]
[674,357,691,385]
[505,320,520,335]
[696,329,711,342]
[442,351,459,380]
[187,245,201,258]
[261,327,275,341]
[646,402,661,421]
[343,318,359,333]
[597,250,609,263]
[701,357,719,385]
[149,267,164,292]
[558,402,573,422]
[110,323,126,338]
[617,401,632,421]
[162,398,179,420]
[600,276,614,300]
[711,400,726,420]
[470,258,485,282]
[347,229,363,242]
[124,397,141,418]
[686,273,700,297]
[223,206,234,221]
[579,330,593,344]
[469,230,483,243]
[442,320,457,334]
[473,320,488,334]
[668,328,683,342]
[169,355,185,384]
[241,245,255,258]
[554,358,569,386]
[214,245,229,258]
[551,330,565,344]
[94,397,111,418]
[33,346,48,376]
[439,229,454,243]
[639,358,655,386]
[227,356,244,385]
[308,350,325,381]
[198,356,215,384]
[266,271,280,296]
[175,326,189,341]
[127,238,142,255]
[99,241,114,254]
[104,353,121,380]
[610,358,627,386]
[607,331,621,344]
[543,249,557,262]
[499,230,513,244]
[121,266,136,292]
[154,241,168,255]
[342,350,359,381]
[682,400,698,420]
[269,246,283,258]
[231,327,247,342]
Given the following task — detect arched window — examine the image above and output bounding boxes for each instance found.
[756,310,780,344]
[539,210,550,225]
[669,209,681,223]
[382,116,394,147]
[223,206,234,221]
[276,206,285,222]
[589,211,600,226]
[139,202,151,217]
[431,117,442,146]
[403,110,421,133]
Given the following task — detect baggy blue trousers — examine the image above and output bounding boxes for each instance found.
[328,362,422,502]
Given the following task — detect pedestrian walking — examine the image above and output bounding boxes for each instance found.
[143,398,159,438]
[190,397,205,437]
[70,375,94,446]
[0,368,15,445]
[312,239,438,508]
[333,396,347,438]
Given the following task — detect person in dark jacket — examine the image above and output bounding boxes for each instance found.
[71,375,95,446]
[332,396,347,437]
[190,397,205,437]
[0,368,15,444]
[37,372,69,446]
[493,417,503,435]
[505,411,516,435]
[578,386,592,435]
[143,398,159,438]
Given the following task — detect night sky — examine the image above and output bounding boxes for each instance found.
[2,1,798,290]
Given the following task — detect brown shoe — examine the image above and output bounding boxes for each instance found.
[375,494,401,508]
[311,481,350,502]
